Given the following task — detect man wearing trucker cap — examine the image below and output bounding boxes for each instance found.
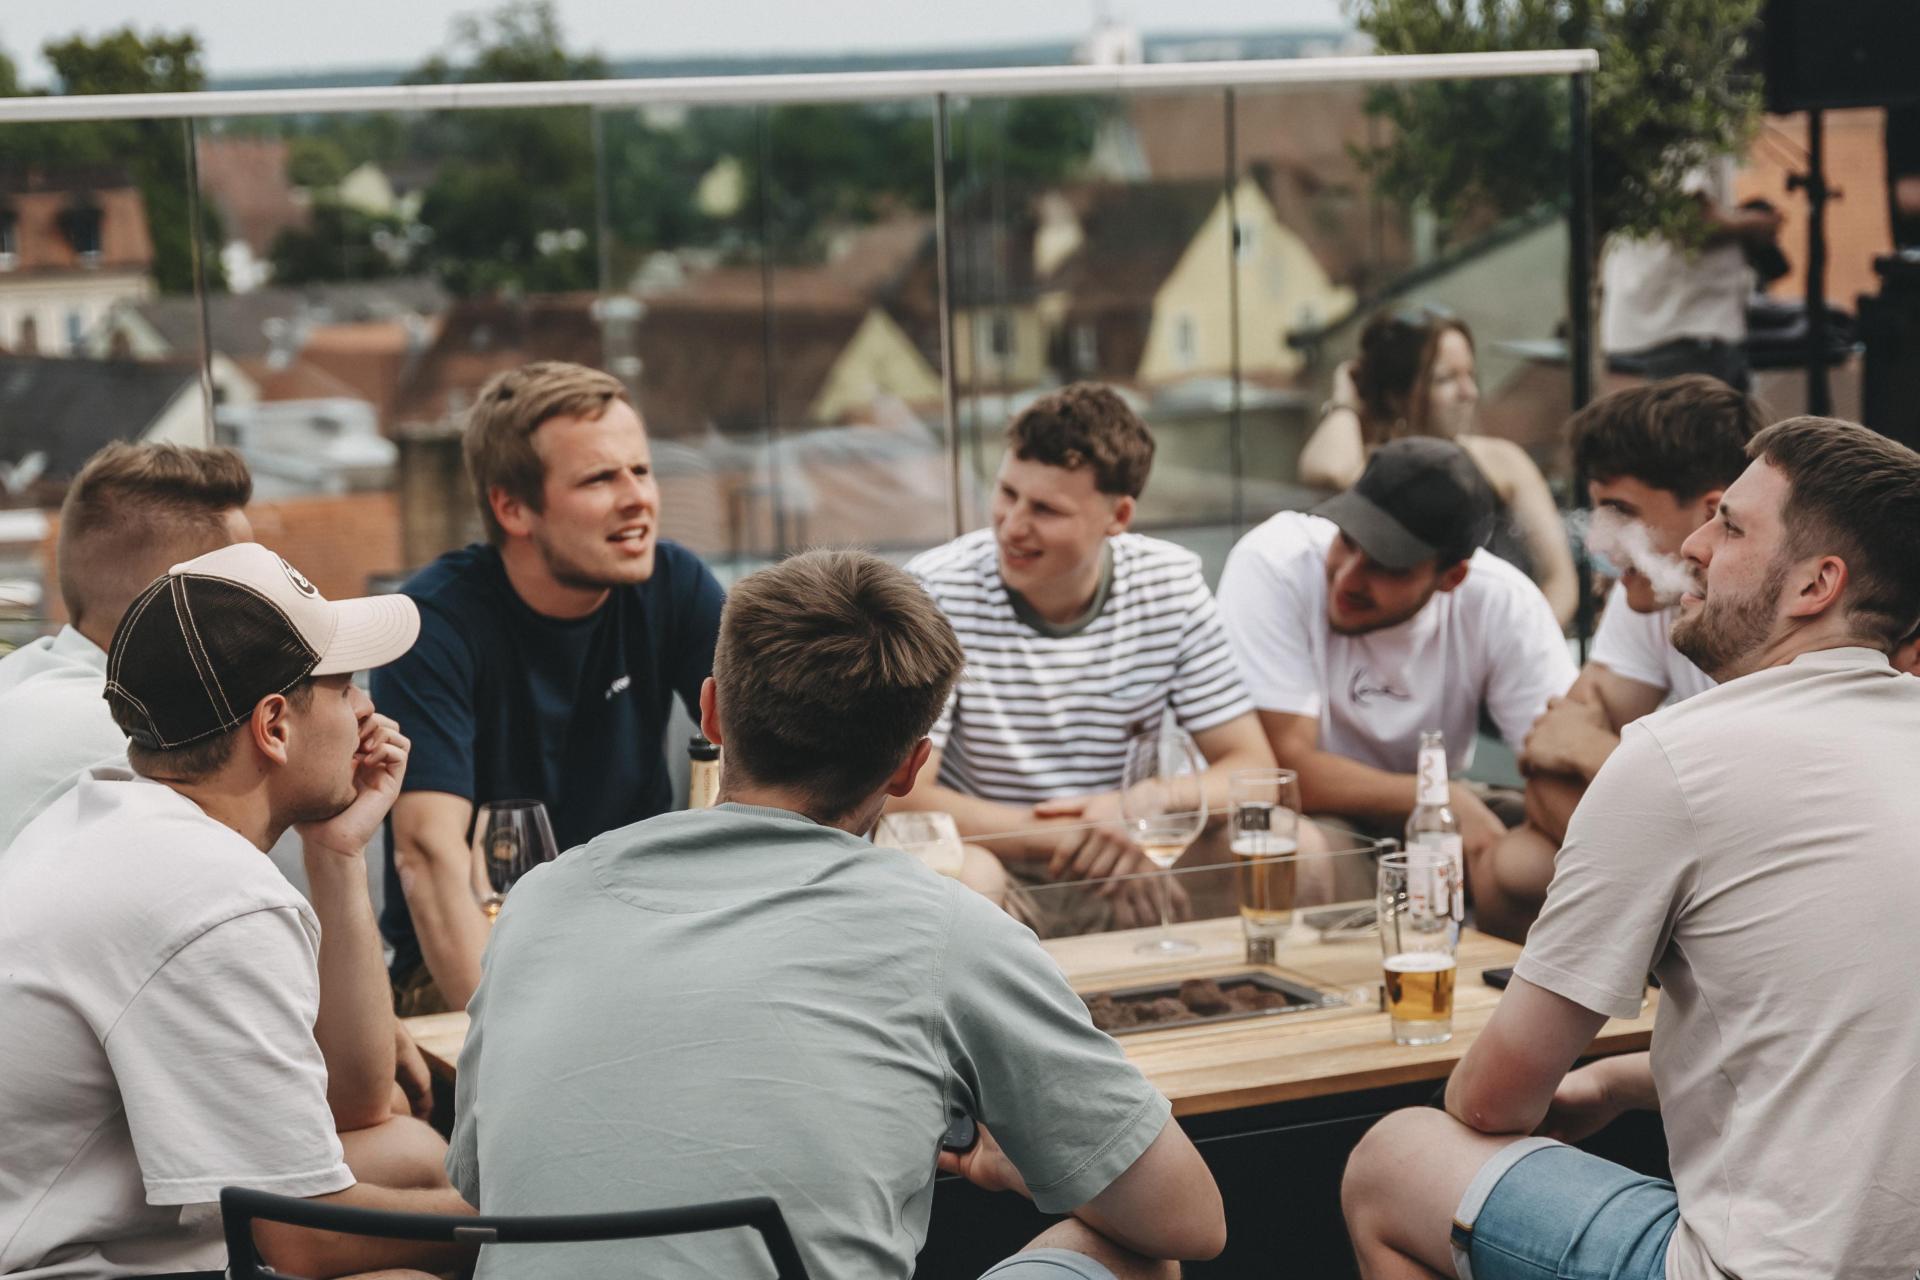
[1216,438,1575,892]
[0,544,474,1280]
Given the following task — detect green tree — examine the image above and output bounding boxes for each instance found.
[286,136,352,190]
[1348,0,1764,245]
[269,201,407,284]
[0,27,224,293]
[404,0,605,294]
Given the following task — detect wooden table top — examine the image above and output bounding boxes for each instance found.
[404,913,1656,1119]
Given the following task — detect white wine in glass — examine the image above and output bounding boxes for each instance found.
[1120,724,1207,957]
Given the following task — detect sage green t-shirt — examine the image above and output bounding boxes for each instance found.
[449,803,1170,1280]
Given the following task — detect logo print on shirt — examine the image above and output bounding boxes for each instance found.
[605,674,632,701]
[1348,667,1412,706]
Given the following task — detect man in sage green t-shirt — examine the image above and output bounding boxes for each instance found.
[449,550,1224,1280]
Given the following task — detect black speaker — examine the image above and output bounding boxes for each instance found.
[1764,0,1920,114]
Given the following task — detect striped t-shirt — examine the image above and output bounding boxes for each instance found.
[906,530,1254,804]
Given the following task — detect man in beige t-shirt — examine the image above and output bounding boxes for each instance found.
[1341,416,1920,1280]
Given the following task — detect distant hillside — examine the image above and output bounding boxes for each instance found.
[211,28,1355,92]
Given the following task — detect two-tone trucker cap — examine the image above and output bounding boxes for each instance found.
[1312,437,1497,571]
[105,542,420,750]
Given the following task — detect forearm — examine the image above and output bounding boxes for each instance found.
[1523,772,1586,844]
[254,1181,475,1278]
[1593,1051,1659,1112]
[304,848,398,1131]
[397,841,490,1011]
[1196,740,1277,820]
[890,781,1052,862]
[1289,749,1416,822]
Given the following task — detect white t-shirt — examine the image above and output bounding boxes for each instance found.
[907,530,1253,804]
[0,626,128,848]
[1601,159,1749,352]
[1216,512,1576,775]
[0,767,353,1279]
[1587,581,1714,705]
[1518,647,1920,1280]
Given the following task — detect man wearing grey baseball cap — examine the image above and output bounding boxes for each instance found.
[0,544,476,1280]
[1216,439,1576,896]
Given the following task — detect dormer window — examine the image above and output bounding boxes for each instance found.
[0,210,16,269]
[58,204,102,262]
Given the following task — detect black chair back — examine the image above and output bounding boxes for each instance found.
[218,1186,811,1280]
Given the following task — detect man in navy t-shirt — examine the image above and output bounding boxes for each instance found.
[373,361,723,1014]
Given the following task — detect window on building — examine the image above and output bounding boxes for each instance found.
[1174,313,1198,369]
[66,310,85,351]
[59,205,103,260]
[1234,217,1256,263]
[1073,323,1097,373]
[0,210,16,267]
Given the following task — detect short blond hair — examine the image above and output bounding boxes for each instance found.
[462,361,630,545]
[57,442,252,635]
[713,550,964,819]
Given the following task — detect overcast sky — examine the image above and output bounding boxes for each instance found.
[1,0,1348,81]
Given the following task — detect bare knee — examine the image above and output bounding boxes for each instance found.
[340,1114,451,1190]
[1343,1106,1452,1217]
[1015,1219,1179,1280]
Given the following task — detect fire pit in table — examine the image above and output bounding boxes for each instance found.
[1083,971,1347,1034]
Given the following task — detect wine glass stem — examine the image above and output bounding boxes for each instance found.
[1158,872,1173,941]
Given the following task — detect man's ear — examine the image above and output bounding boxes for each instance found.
[250,693,294,767]
[1106,494,1137,538]
[884,738,935,798]
[490,485,536,539]
[1435,560,1471,594]
[1785,554,1848,620]
[698,676,724,746]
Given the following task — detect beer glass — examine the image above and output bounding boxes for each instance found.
[473,800,558,921]
[1120,724,1207,956]
[1230,769,1300,961]
[1377,850,1459,1045]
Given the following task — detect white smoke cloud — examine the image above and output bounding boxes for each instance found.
[1571,507,1698,607]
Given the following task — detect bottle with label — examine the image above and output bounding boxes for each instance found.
[687,736,722,810]
[1404,730,1464,924]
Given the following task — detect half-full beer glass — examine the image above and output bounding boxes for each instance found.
[1377,850,1459,1045]
[1230,769,1300,961]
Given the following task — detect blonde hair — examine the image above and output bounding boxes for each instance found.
[57,442,252,635]
[713,549,964,820]
[462,361,630,545]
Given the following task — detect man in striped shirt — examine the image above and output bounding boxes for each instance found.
[894,384,1280,892]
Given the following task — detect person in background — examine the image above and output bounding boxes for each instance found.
[893,384,1284,900]
[373,361,725,1014]
[0,443,251,847]
[0,544,473,1280]
[1218,439,1575,898]
[1472,377,1764,940]
[1298,308,1580,628]
[1343,416,1920,1280]
[1600,155,1781,391]
[451,549,1224,1280]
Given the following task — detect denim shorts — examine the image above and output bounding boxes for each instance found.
[1450,1137,1681,1280]
[978,1247,1119,1280]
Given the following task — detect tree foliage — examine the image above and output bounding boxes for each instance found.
[0,26,224,293]
[1347,0,1764,244]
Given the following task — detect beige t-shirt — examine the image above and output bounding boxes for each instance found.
[1518,646,1920,1280]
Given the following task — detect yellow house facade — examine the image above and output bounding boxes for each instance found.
[808,306,944,423]
[1137,177,1354,386]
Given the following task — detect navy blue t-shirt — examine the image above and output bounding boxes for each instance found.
[372,540,724,977]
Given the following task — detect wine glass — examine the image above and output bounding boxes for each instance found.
[473,800,559,921]
[1120,723,1207,957]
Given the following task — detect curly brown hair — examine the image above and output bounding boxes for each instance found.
[1004,382,1155,498]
